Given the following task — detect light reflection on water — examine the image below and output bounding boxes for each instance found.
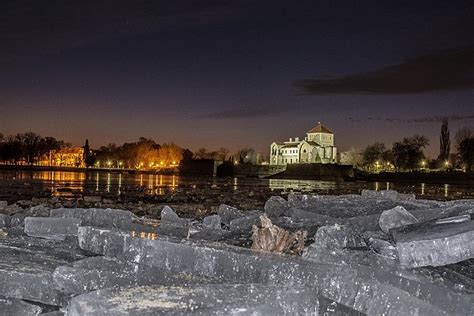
[0,170,472,200]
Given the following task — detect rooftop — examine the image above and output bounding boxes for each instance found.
[307,123,333,134]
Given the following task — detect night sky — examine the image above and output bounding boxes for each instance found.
[1,0,473,158]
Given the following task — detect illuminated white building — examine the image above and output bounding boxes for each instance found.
[270,123,337,165]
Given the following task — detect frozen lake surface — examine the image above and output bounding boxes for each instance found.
[0,170,472,202]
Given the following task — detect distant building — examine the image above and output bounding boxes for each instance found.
[39,147,85,167]
[270,123,337,165]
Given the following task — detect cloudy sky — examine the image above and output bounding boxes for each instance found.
[0,0,473,158]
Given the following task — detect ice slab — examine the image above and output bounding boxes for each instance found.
[66,284,319,316]
[53,257,218,296]
[160,205,187,228]
[50,208,134,228]
[379,206,418,234]
[0,214,9,229]
[264,196,288,218]
[24,217,82,240]
[78,227,470,315]
[393,219,474,268]
[0,296,42,315]
[202,215,221,230]
[0,244,69,306]
[217,204,244,225]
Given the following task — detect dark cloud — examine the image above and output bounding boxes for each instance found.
[349,114,474,123]
[295,48,474,94]
[203,105,289,119]
[0,0,243,63]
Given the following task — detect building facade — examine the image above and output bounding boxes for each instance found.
[39,147,85,167]
[270,123,337,165]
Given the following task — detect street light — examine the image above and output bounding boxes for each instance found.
[107,161,112,168]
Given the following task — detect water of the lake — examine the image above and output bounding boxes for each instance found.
[0,170,472,201]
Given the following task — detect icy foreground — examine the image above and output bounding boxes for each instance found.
[0,190,473,315]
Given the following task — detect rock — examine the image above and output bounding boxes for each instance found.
[361,189,404,200]
[251,214,306,255]
[50,208,134,228]
[367,238,398,259]
[9,213,26,227]
[16,199,32,207]
[66,284,319,316]
[0,296,43,315]
[202,215,221,230]
[393,219,474,268]
[0,214,9,229]
[2,204,22,215]
[160,205,187,227]
[24,217,82,240]
[28,204,50,217]
[102,198,114,205]
[0,201,7,209]
[398,192,416,200]
[147,207,162,218]
[264,196,288,218]
[217,204,244,225]
[83,196,102,203]
[229,214,260,232]
[379,206,418,234]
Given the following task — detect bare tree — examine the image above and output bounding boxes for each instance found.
[217,147,229,161]
[439,119,450,161]
[455,127,474,172]
[454,127,473,150]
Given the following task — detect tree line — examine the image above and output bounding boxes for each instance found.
[92,138,183,169]
[361,122,474,172]
[0,132,68,165]
[93,141,260,168]
[0,131,258,168]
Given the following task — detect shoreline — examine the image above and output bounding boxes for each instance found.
[0,164,178,175]
[363,171,474,184]
[1,164,474,185]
